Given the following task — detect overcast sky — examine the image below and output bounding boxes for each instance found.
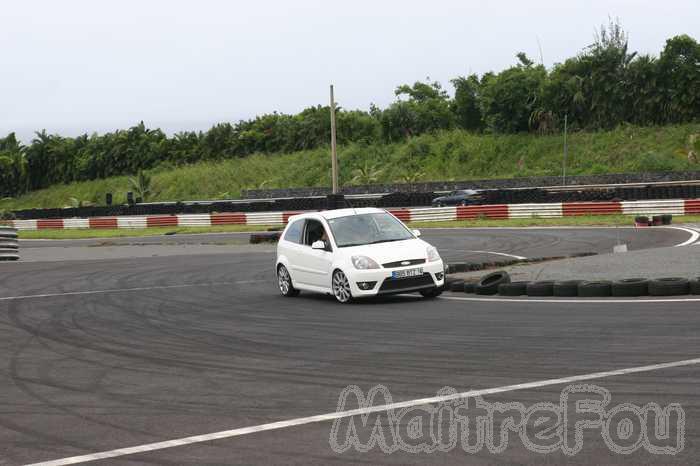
[2,0,698,142]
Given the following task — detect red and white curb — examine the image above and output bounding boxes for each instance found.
[7,199,700,231]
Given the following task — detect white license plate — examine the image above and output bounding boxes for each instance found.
[392,267,423,279]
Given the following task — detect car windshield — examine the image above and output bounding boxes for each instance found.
[326,212,414,247]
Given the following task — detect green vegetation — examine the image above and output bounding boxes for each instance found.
[1,123,698,211]
[17,214,700,239]
[0,21,698,204]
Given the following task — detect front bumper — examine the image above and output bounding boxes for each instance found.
[347,260,445,297]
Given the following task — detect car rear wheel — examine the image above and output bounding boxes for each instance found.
[277,265,299,297]
[332,270,353,303]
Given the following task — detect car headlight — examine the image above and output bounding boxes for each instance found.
[427,246,441,262]
[351,255,380,270]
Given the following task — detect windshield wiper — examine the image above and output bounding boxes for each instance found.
[367,238,407,245]
[339,238,407,247]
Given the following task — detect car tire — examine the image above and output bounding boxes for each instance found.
[578,280,612,297]
[648,277,690,296]
[277,265,299,297]
[611,278,649,297]
[475,271,510,295]
[420,287,443,298]
[527,281,555,297]
[498,281,528,296]
[332,269,354,303]
[689,278,700,295]
[553,280,581,297]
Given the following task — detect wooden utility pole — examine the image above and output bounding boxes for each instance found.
[330,85,339,194]
[562,114,568,186]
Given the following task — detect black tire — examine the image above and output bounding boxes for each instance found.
[448,279,465,292]
[420,287,443,298]
[527,281,555,297]
[689,278,700,295]
[611,278,649,297]
[331,269,354,303]
[578,281,612,297]
[475,271,510,295]
[661,214,673,225]
[463,281,477,293]
[634,216,649,225]
[553,280,581,297]
[648,277,690,296]
[498,281,528,296]
[277,265,299,297]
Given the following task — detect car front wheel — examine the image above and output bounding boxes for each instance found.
[277,265,299,297]
[332,270,353,303]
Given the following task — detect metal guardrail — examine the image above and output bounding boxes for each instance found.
[0,226,19,261]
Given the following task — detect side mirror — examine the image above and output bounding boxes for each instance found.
[311,240,326,250]
[412,229,421,237]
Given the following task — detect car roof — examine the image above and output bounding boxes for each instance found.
[287,207,386,223]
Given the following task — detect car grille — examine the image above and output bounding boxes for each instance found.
[378,273,435,293]
[381,258,426,268]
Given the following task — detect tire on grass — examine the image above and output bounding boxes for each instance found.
[475,271,510,295]
[578,281,612,297]
[553,280,582,297]
[527,281,555,297]
[648,277,690,296]
[611,278,649,297]
[498,281,528,296]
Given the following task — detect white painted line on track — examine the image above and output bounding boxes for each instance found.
[0,281,263,302]
[439,295,700,304]
[668,226,700,247]
[454,250,527,260]
[28,357,700,466]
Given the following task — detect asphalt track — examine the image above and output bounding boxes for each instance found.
[18,225,696,263]
[2,226,700,465]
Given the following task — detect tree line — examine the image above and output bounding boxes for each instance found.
[1,21,698,198]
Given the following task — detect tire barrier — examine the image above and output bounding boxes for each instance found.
[10,198,699,231]
[648,278,690,296]
[611,278,649,297]
[448,279,466,292]
[448,273,699,298]
[526,281,555,297]
[578,281,613,297]
[0,226,19,261]
[463,281,477,294]
[690,278,700,295]
[249,232,282,244]
[553,280,582,297]
[498,281,528,296]
[475,271,510,295]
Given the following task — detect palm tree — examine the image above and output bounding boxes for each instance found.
[128,170,154,202]
[350,161,383,185]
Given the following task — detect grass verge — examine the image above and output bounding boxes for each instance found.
[18,224,278,240]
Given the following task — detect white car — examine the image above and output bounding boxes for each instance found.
[275,208,445,303]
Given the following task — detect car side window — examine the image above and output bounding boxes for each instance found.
[283,219,304,244]
[303,219,330,249]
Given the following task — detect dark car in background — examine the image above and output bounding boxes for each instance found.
[431,189,485,207]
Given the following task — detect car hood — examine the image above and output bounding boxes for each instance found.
[339,238,434,264]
